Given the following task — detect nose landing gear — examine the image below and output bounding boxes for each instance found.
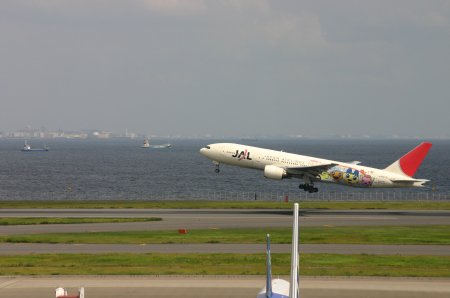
[214,162,220,173]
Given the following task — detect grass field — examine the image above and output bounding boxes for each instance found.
[0,253,448,277]
[0,217,161,225]
[0,200,449,210]
[2,225,449,245]
[1,201,448,278]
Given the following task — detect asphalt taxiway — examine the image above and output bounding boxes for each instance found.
[1,243,449,255]
[1,209,449,235]
[1,276,449,298]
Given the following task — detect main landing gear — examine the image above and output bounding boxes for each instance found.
[299,183,318,193]
[214,162,220,173]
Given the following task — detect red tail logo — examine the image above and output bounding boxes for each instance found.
[399,142,432,177]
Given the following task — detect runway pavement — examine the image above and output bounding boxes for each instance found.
[1,209,449,256]
[1,209,449,235]
[1,276,449,298]
[1,243,449,255]
[1,209,449,297]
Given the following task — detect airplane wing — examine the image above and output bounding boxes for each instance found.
[285,163,337,177]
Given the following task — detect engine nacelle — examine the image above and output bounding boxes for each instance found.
[264,165,286,180]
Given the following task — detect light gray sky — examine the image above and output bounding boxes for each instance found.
[1,0,449,138]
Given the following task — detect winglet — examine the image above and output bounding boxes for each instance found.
[265,234,272,298]
[384,142,432,177]
[289,203,299,298]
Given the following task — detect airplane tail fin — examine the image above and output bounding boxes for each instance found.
[384,142,432,177]
[289,203,299,298]
[79,287,85,298]
[265,234,272,298]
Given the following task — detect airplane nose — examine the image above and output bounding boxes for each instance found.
[200,146,211,157]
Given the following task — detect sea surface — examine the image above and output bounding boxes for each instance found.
[0,138,448,200]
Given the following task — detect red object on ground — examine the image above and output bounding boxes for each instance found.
[284,195,289,203]
[178,229,188,234]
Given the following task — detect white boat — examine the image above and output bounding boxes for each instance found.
[141,138,150,148]
[21,140,49,152]
[152,143,172,149]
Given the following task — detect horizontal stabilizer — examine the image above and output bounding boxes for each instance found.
[391,179,429,186]
[391,180,414,183]
[347,161,362,165]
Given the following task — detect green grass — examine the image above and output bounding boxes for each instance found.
[0,253,448,277]
[300,225,450,244]
[1,200,449,210]
[0,217,161,225]
[2,225,449,245]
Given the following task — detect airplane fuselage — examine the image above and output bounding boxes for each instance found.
[200,143,429,189]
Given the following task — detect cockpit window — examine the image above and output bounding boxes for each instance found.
[205,146,210,149]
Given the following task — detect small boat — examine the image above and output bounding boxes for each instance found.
[141,138,171,149]
[141,138,150,148]
[152,143,172,149]
[21,140,49,152]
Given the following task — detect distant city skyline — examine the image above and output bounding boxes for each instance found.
[1,125,448,140]
[1,1,449,138]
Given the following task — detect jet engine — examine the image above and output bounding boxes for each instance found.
[264,165,286,180]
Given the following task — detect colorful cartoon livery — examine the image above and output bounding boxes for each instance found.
[319,166,373,187]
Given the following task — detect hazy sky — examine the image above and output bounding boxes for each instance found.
[1,0,449,137]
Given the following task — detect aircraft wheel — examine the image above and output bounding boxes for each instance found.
[299,184,305,190]
[313,187,319,192]
[215,168,220,173]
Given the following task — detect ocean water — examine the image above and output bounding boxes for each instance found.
[0,138,448,200]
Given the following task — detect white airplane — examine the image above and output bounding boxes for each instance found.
[200,142,432,192]
[55,287,84,298]
[257,203,300,298]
